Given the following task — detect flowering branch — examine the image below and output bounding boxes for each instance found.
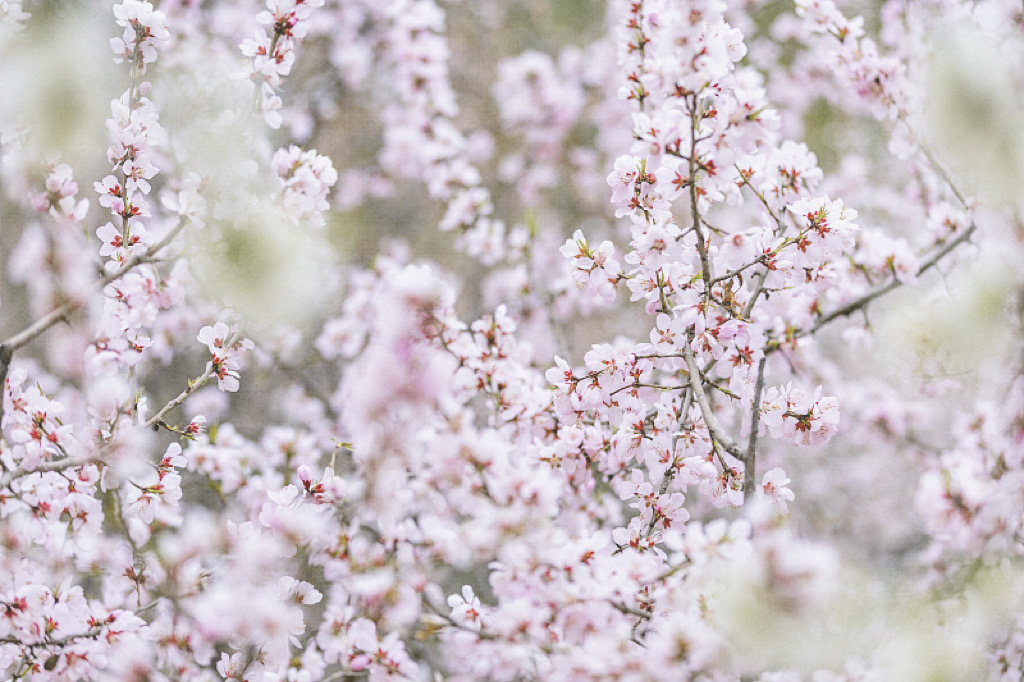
[0,1,1020,680]
[143,364,215,431]
[0,218,188,423]
[0,454,101,489]
[682,334,743,460]
[796,220,978,343]
[689,98,713,295]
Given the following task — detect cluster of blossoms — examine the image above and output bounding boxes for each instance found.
[560,229,623,305]
[494,50,587,205]
[916,378,1024,562]
[271,145,338,228]
[373,1,519,263]
[123,442,186,527]
[92,2,179,372]
[794,0,908,121]
[2,368,78,476]
[30,164,88,224]
[0,0,1021,680]
[241,0,325,128]
[100,1,167,262]
[108,0,169,72]
[757,383,840,447]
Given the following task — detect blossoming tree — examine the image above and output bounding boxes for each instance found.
[0,0,1022,680]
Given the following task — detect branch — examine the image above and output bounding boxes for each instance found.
[903,123,970,208]
[0,454,102,489]
[783,119,981,346]
[792,221,977,343]
[610,599,652,620]
[0,219,190,424]
[144,362,216,431]
[610,381,684,396]
[740,267,770,320]
[735,166,784,233]
[681,336,743,459]
[0,625,102,649]
[709,255,767,285]
[743,356,767,501]
[689,98,713,294]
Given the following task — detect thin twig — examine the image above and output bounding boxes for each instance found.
[905,125,969,208]
[709,255,767,285]
[735,167,784,232]
[144,363,217,430]
[144,328,246,432]
[610,600,652,620]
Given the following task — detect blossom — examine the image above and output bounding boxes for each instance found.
[447,585,484,632]
[787,195,859,271]
[759,467,796,514]
[197,323,253,392]
[124,444,187,525]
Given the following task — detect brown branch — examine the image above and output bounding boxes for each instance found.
[610,599,652,620]
[0,625,103,649]
[709,255,767,285]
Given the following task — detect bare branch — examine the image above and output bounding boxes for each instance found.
[709,255,767,285]
[904,123,970,208]
[741,267,770,321]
